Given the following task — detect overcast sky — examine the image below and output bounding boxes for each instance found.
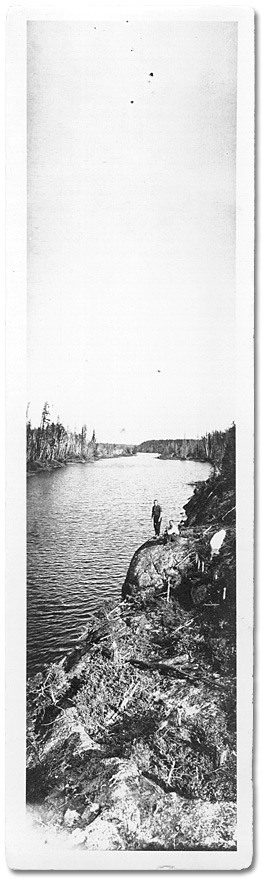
[27,19,237,443]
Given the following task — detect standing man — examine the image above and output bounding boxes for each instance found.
[151,499,162,537]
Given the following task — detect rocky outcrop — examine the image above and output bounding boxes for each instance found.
[27,519,236,852]
[27,586,236,851]
[122,534,197,602]
[26,427,236,852]
[27,753,236,852]
[184,427,235,527]
[122,522,235,611]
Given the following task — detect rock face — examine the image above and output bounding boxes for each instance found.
[122,524,235,614]
[26,549,236,853]
[122,535,197,602]
[27,608,237,852]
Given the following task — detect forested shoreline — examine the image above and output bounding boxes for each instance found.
[26,402,136,472]
[137,426,234,469]
[26,402,234,474]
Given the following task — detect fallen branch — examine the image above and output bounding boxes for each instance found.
[104,681,139,725]
[221,506,236,521]
[141,769,178,795]
[202,525,214,536]
[50,687,57,705]
[128,657,223,688]
[170,619,194,635]
[107,601,127,617]
[167,759,175,785]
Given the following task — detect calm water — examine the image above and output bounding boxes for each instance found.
[27,454,211,675]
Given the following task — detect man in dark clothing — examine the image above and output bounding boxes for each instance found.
[151,499,162,537]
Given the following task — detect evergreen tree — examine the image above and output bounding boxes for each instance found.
[40,401,50,434]
[81,425,87,456]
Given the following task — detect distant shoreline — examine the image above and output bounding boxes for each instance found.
[27,426,234,477]
[26,450,214,477]
[27,426,235,476]
[157,453,210,463]
[26,450,136,476]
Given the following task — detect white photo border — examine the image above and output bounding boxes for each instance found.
[5,4,254,871]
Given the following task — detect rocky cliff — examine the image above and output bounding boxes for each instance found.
[26,427,236,852]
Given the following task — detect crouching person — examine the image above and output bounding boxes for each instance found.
[164,519,180,544]
[178,508,187,530]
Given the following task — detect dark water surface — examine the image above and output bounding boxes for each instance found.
[27,454,211,675]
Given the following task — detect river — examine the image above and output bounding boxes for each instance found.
[27,453,211,675]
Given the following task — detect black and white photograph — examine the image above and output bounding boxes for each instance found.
[5,5,254,871]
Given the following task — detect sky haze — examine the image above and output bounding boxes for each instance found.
[27,19,237,443]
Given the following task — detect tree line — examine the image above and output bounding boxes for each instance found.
[27,402,235,475]
[26,402,98,468]
[137,425,236,472]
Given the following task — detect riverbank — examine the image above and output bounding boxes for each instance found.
[137,428,233,469]
[157,453,209,462]
[27,458,72,476]
[26,434,236,852]
[27,447,136,476]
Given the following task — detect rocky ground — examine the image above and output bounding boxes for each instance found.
[26,441,236,852]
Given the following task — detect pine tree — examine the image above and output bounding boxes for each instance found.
[81,424,87,456]
[40,401,50,434]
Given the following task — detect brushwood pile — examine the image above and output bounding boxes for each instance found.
[26,427,236,851]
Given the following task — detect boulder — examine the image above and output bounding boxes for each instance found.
[84,818,125,851]
[83,759,236,851]
[122,535,196,602]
